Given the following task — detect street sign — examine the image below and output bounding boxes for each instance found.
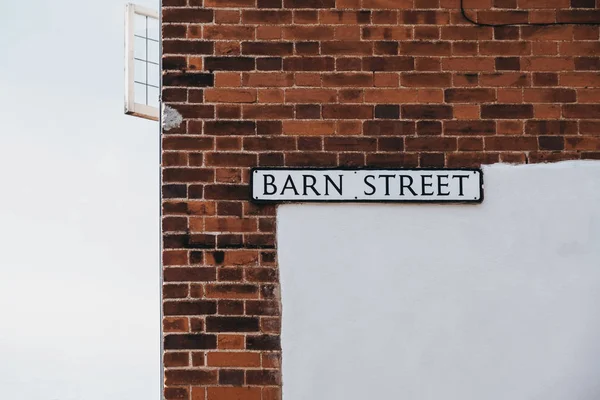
[251,168,483,203]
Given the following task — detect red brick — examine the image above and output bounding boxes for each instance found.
[524,88,576,103]
[208,387,261,400]
[401,73,451,87]
[565,137,600,151]
[362,27,412,40]
[362,57,415,71]
[444,89,496,103]
[481,104,533,119]
[563,105,600,119]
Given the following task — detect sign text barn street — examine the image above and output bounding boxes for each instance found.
[251,169,483,203]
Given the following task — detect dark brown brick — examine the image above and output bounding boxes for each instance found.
[206,153,258,167]
[563,105,600,119]
[366,153,419,167]
[286,152,337,166]
[485,136,538,151]
[375,41,399,55]
[539,136,565,151]
[419,153,445,167]
[206,317,260,332]
[164,72,215,87]
[401,10,449,25]
[242,10,292,23]
[164,334,217,350]
[363,121,415,136]
[164,387,188,400]
[246,335,281,350]
[417,121,442,135]
[257,121,283,135]
[204,121,256,135]
[163,9,214,23]
[163,168,214,183]
[524,89,576,103]
[163,184,187,199]
[242,42,294,55]
[481,104,534,119]
[163,267,217,281]
[164,301,217,316]
[323,73,373,87]
[257,57,283,71]
[495,57,520,71]
[296,104,321,119]
[258,0,282,7]
[494,26,519,40]
[163,56,186,70]
[165,369,217,385]
[284,0,335,7]
[164,40,214,55]
[246,370,281,385]
[163,284,189,299]
[163,136,214,151]
[205,57,256,71]
[293,41,319,55]
[445,121,496,136]
[322,105,373,119]
[362,57,415,71]
[401,105,453,119]
[401,73,451,87]
[444,89,496,103]
[219,370,244,386]
[283,57,335,71]
[375,105,400,119]
[571,0,596,7]
[322,41,373,55]
[533,73,559,86]
[324,137,377,151]
[557,10,600,23]
[575,57,600,71]
[205,185,250,200]
[406,137,456,151]
[377,137,404,151]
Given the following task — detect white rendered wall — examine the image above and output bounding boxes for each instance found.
[277,161,600,400]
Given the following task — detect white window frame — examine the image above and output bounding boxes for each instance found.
[125,3,160,121]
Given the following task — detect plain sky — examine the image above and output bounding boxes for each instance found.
[0,0,160,399]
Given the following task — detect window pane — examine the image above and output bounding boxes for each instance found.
[147,17,159,41]
[134,14,147,38]
[148,86,159,108]
[147,39,159,64]
[135,59,147,85]
[134,36,147,61]
[147,62,159,87]
[134,83,147,105]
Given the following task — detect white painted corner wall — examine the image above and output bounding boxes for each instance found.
[277,161,600,400]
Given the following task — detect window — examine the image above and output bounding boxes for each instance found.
[125,4,159,121]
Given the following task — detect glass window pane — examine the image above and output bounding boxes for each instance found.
[147,63,159,87]
[134,36,147,61]
[135,83,147,105]
[148,86,159,108]
[147,17,159,41]
[147,40,159,64]
[134,14,147,38]
[135,59,147,84]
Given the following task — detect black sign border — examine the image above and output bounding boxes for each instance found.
[250,167,484,205]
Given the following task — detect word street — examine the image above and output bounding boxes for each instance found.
[252,169,483,203]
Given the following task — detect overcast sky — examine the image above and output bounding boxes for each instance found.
[0,0,160,399]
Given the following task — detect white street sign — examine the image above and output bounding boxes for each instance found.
[251,168,483,203]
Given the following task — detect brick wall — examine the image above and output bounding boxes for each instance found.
[161,0,600,399]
